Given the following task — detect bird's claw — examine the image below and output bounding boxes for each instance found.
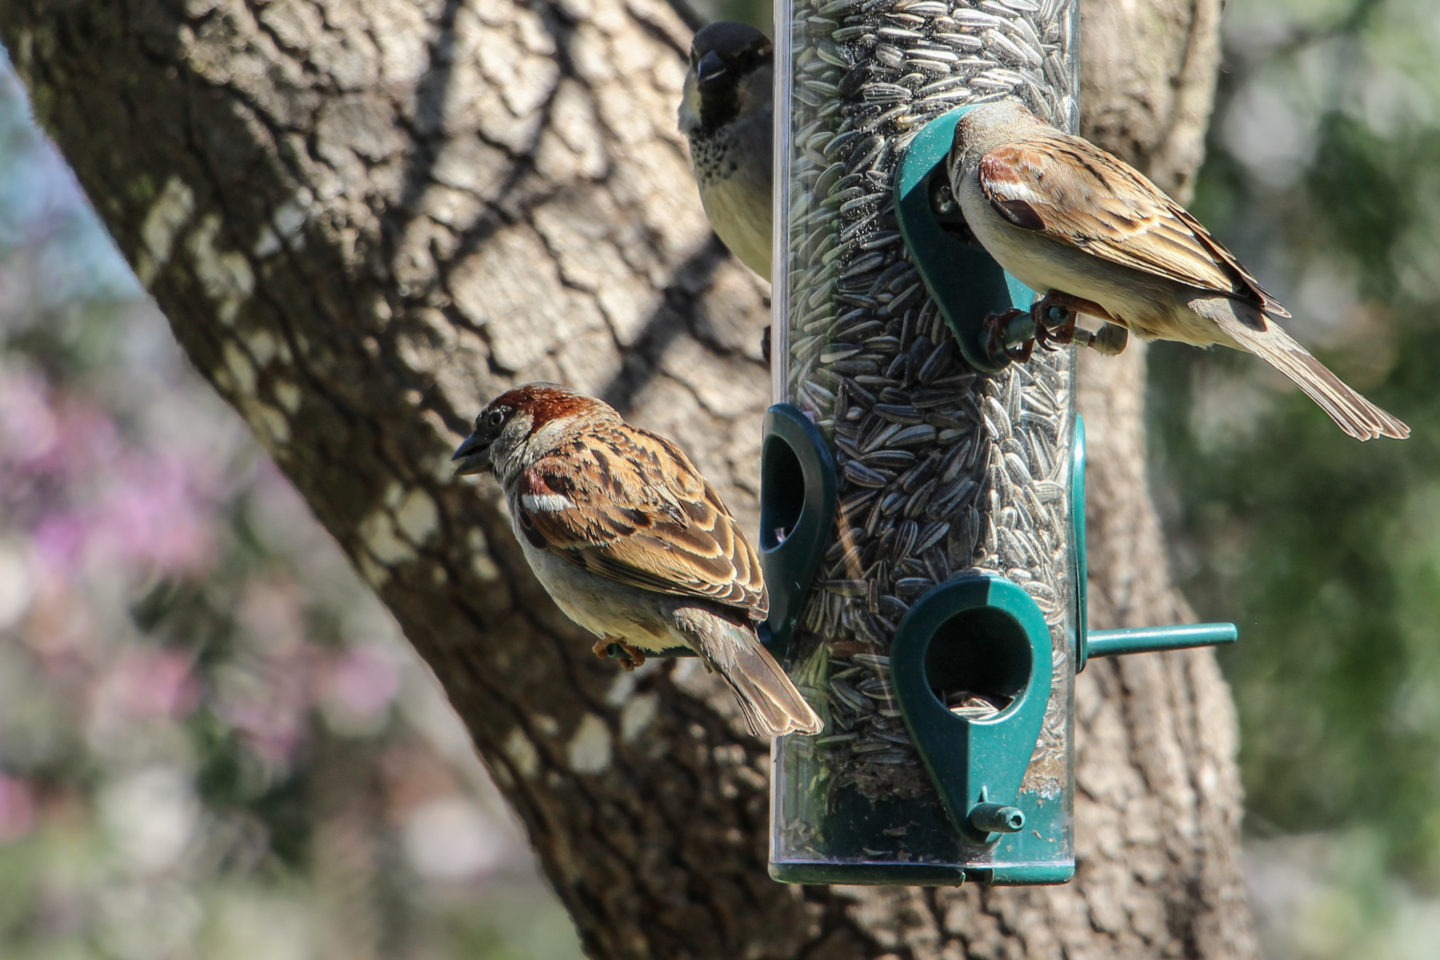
[1028,292,1130,356]
[982,309,1036,365]
[985,293,1127,365]
[595,637,648,670]
[1031,295,1080,351]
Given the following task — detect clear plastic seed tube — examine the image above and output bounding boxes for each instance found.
[770,0,1080,881]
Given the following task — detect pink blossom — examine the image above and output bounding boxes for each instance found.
[30,512,87,573]
[0,775,36,842]
[93,649,200,724]
[90,452,216,575]
[324,645,401,722]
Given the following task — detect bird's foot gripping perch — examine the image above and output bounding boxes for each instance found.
[1032,293,1130,356]
[1030,292,1081,349]
[983,292,1131,366]
[981,293,1085,364]
[982,309,1038,364]
[596,636,647,670]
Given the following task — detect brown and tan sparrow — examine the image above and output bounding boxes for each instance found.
[678,22,774,280]
[451,384,823,738]
[949,99,1409,441]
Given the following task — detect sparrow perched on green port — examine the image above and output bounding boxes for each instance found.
[949,99,1409,441]
[678,21,774,280]
[452,384,823,738]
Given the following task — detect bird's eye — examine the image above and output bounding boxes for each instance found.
[487,409,505,428]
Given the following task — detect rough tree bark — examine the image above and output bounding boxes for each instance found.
[0,0,1253,957]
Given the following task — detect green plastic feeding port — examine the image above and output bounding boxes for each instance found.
[758,404,838,658]
[889,575,1071,870]
[770,571,1074,886]
[893,105,1036,373]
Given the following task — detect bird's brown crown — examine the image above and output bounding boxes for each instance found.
[487,384,615,433]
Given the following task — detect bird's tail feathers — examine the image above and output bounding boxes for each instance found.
[675,608,823,738]
[1199,299,1409,441]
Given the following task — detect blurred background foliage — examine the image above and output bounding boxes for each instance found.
[1152,1,1440,956]
[2,0,1438,957]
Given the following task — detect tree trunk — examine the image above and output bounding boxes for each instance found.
[0,0,1254,956]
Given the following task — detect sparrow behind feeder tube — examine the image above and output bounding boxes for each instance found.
[452,384,823,739]
[678,22,774,281]
[949,99,1408,441]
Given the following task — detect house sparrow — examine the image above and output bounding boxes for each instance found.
[451,384,823,738]
[949,99,1409,441]
[678,22,773,280]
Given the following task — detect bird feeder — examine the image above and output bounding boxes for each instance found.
[759,0,1236,885]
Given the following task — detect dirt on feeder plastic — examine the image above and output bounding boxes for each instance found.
[775,0,1079,846]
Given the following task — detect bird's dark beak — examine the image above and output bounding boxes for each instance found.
[450,432,492,476]
[697,50,726,84]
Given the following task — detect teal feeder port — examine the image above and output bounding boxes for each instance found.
[885,575,1070,879]
[893,104,1036,374]
[766,27,1237,882]
[757,404,838,659]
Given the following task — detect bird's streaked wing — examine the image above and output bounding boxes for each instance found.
[977,133,1291,318]
[515,426,768,619]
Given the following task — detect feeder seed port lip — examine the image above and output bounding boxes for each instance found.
[757,403,838,659]
[893,105,1035,375]
[890,574,1053,847]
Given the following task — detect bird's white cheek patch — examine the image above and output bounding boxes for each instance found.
[521,492,575,513]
